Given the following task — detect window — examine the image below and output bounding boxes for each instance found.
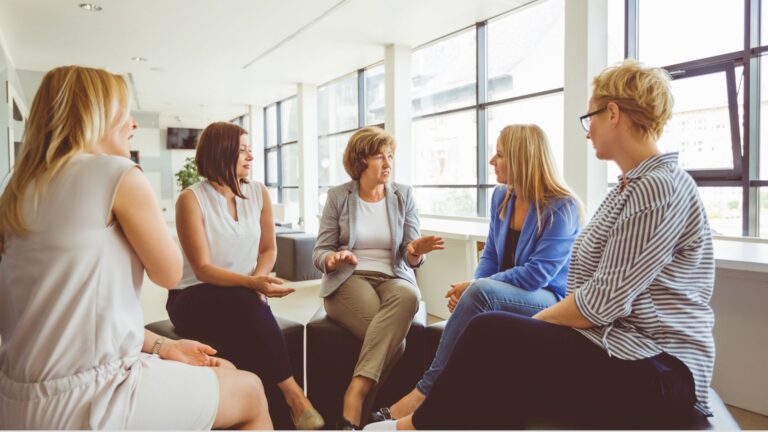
[318,64,386,208]
[412,0,565,217]
[263,96,299,224]
[625,0,768,237]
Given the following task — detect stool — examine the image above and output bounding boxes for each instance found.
[275,232,322,281]
[306,301,427,427]
[146,317,305,429]
[424,320,739,430]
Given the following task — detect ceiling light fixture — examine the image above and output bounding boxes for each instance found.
[131,57,148,62]
[78,3,102,11]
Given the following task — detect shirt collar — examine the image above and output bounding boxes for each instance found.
[617,152,679,184]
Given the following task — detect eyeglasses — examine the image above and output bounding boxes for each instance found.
[579,107,606,131]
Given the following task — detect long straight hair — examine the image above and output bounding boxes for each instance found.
[497,125,584,232]
[0,66,130,239]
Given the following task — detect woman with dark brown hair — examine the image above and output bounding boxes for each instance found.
[169,121,324,430]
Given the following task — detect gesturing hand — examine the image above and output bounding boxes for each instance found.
[445,280,471,312]
[407,235,445,257]
[250,275,295,298]
[160,339,217,366]
[325,250,358,272]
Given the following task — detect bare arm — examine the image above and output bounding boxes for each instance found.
[113,167,182,288]
[252,184,276,277]
[532,294,595,329]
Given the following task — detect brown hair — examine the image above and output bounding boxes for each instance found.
[343,126,395,180]
[496,125,584,232]
[591,59,674,142]
[195,122,249,198]
[0,65,130,238]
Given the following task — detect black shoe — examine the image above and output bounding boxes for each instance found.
[370,407,393,423]
[337,417,361,430]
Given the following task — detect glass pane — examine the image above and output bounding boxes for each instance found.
[659,72,736,170]
[267,186,278,204]
[318,73,358,135]
[761,58,768,179]
[365,64,386,125]
[282,188,300,225]
[266,104,277,148]
[412,28,476,116]
[413,187,477,217]
[281,144,299,187]
[486,93,564,184]
[698,187,742,237]
[318,132,353,187]
[638,0,743,67]
[412,109,477,185]
[487,0,564,101]
[760,188,768,238]
[266,149,278,184]
[607,0,625,65]
[280,97,298,143]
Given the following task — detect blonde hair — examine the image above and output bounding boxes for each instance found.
[343,126,395,180]
[0,65,130,238]
[496,125,584,232]
[591,59,674,142]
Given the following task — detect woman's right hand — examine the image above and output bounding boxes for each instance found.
[324,250,358,272]
[247,275,295,298]
[445,281,472,312]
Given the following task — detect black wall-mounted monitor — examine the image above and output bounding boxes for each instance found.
[167,127,202,150]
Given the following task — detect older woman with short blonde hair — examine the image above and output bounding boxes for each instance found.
[313,126,444,429]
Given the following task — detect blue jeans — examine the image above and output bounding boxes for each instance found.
[416,278,558,395]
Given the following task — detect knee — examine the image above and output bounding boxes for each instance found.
[242,371,267,405]
[393,286,420,313]
[462,280,491,306]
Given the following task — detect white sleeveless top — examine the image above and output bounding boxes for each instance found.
[0,154,146,427]
[176,179,264,289]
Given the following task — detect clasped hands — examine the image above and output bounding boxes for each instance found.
[324,235,445,272]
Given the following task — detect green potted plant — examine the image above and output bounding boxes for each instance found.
[175,156,201,189]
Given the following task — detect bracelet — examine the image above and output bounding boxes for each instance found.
[151,336,166,356]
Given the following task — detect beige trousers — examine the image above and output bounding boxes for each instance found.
[324,270,421,383]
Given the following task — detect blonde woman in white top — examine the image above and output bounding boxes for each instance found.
[0,66,269,429]
[170,121,324,430]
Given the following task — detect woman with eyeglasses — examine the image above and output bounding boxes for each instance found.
[365,60,715,430]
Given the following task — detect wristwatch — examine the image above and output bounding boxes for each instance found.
[151,336,166,356]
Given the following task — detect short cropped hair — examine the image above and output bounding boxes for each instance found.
[195,122,249,198]
[343,126,395,180]
[591,60,674,142]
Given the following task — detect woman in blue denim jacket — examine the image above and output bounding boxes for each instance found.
[373,124,583,421]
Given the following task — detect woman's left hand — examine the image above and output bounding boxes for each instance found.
[159,339,217,366]
[407,235,445,256]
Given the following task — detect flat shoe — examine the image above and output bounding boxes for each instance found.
[293,407,325,430]
[370,407,393,423]
[337,417,361,430]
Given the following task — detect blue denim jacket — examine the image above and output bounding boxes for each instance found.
[475,185,581,299]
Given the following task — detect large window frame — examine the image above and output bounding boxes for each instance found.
[263,96,298,203]
[624,0,766,237]
[411,9,565,218]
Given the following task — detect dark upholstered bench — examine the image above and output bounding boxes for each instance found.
[274,232,322,281]
[306,302,427,428]
[424,321,740,430]
[145,317,305,429]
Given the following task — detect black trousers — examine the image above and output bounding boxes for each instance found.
[167,284,295,429]
[412,311,699,430]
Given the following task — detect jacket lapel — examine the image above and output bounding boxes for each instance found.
[498,191,513,273]
[348,181,358,249]
[386,183,399,261]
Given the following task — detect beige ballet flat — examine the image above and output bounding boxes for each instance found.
[293,407,325,430]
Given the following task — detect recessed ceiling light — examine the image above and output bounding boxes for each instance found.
[131,57,148,62]
[79,3,102,11]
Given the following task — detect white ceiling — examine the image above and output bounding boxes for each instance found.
[0,0,533,127]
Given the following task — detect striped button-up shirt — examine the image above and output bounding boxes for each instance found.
[568,152,715,415]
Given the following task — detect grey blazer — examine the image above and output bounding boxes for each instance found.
[312,181,424,298]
